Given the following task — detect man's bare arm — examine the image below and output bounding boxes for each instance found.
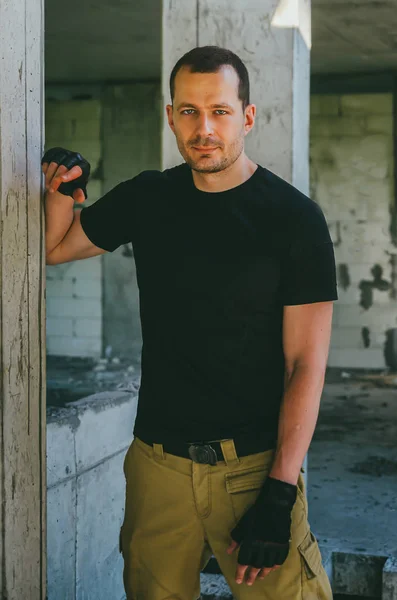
[269,301,334,485]
[46,208,106,264]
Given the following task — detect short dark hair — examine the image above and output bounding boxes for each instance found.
[169,46,250,111]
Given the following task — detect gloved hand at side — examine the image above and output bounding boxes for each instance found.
[230,476,297,569]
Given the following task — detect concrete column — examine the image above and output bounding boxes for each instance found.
[162,0,311,195]
[0,0,46,598]
[162,0,311,480]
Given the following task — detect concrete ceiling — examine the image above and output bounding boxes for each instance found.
[311,0,397,74]
[45,0,397,83]
[45,0,162,82]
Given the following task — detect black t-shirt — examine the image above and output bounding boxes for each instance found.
[80,163,338,444]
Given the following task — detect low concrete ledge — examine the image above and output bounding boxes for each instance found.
[332,551,387,597]
[320,547,333,585]
[47,390,138,486]
[47,390,138,600]
[383,557,397,600]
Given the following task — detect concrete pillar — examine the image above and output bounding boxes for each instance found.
[0,0,46,598]
[162,0,311,195]
[161,0,311,479]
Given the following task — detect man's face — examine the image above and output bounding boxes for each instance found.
[166,65,255,173]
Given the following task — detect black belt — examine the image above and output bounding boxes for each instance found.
[137,434,276,466]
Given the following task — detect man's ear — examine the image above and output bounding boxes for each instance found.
[244,104,256,136]
[166,104,176,134]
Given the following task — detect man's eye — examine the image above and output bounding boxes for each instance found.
[182,109,195,115]
[215,110,227,115]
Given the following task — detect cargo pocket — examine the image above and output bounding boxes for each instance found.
[225,466,267,524]
[298,530,322,582]
[298,530,333,599]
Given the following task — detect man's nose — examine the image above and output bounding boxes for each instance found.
[195,113,214,137]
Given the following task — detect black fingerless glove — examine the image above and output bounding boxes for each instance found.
[41,147,91,199]
[230,476,297,569]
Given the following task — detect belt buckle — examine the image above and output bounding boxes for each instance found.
[188,443,218,465]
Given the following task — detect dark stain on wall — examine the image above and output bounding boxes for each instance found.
[359,264,391,310]
[384,328,397,370]
[372,264,390,290]
[361,327,370,348]
[389,203,397,246]
[390,254,397,300]
[359,281,373,310]
[392,85,397,246]
[320,150,335,167]
[338,263,350,290]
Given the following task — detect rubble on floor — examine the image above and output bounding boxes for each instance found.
[46,354,141,415]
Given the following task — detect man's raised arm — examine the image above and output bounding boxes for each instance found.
[42,147,106,265]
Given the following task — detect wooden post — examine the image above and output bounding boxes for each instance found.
[0,0,46,598]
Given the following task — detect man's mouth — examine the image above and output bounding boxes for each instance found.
[192,146,218,152]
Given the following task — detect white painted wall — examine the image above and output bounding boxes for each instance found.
[310,93,396,369]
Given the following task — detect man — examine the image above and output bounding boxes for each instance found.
[42,46,336,599]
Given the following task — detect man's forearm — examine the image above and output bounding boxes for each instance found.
[269,365,326,485]
[45,190,75,257]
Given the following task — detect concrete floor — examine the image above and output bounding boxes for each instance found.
[309,369,397,559]
[306,369,397,597]
[46,354,140,411]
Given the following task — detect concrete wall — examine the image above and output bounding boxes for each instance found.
[45,95,104,358]
[310,93,396,369]
[47,391,137,600]
[101,83,161,362]
[45,83,161,362]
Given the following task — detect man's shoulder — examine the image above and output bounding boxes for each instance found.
[162,162,190,180]
[258,165,322,218]
[125,163,189,188]
[258,166,331,244]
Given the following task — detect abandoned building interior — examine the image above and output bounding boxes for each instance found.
[1,0,397,599]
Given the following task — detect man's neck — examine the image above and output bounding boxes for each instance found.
[191,153,258,193]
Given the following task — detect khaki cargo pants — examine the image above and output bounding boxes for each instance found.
[119,436,333,600]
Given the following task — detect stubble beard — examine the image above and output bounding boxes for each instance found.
[176,132,245,174]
